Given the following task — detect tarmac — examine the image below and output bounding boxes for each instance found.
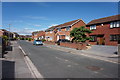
[44,43,119,64]
[0,40,119,79]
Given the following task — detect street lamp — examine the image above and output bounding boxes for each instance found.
[8,24,11,41]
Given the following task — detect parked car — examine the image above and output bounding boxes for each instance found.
[56,39,70,45]
[33,40,43,45]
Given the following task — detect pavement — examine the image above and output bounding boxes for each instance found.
[18,40,119,78]
[1,41,34,79]
[44,43,119,64]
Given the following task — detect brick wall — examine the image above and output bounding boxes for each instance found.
[71,20,86,30]
[44,41,56,45]
[0,30,3,37]
[60,42,87,50]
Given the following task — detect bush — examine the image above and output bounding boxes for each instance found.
[28,38,32,41]
[20,38,25,40]
[41,39,46,42]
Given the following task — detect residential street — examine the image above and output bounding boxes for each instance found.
[18,40,119,78]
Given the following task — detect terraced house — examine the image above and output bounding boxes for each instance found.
[86,15,120,46]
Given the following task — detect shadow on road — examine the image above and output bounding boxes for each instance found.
[2,60,15,80]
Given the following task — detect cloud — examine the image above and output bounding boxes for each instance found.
[0,25,2,27]
[7,20,23,23]
[48,24,58,28]
[12,27,47,35]
[35,2,50,7]
[34,24,41,27]
[23,16,48,20]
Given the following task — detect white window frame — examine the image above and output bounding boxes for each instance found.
[58,28,61,32]
[50,30,53,33]
[66,27,70,31]
[65,35,70,40]
[110,23,113,28]
[117,21,120,27]
[90,25,96,30]
[110,21,120,28]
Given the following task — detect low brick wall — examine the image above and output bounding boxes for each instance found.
[60,42,87,50]
[44,41,56,45]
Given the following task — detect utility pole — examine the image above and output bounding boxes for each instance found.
[8,24,11,41]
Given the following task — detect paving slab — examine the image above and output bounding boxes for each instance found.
[1,41,34,79]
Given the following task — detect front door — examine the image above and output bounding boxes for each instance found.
[97,35,105,45]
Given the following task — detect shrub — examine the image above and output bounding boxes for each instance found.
[41,39,46,42]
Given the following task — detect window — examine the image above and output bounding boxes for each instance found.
[65,35,70,40]
[46,32,48,34]
[90,25,96,30]
[66,27,70,31]
[110,21,120,28]
[101,24,104,26]
[110,35,120,41]
[90,35,97,42]
[50,30,53,33]
[58,28,61,32]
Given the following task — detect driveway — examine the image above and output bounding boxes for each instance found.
[82,45,118,57]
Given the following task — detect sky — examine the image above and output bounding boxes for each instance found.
[1,2,119,35]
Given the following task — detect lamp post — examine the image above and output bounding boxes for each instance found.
[8,24,11,41]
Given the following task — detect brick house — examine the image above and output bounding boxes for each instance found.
[37,31,45,40]
[45,19,86,42]
[45,25,59,42]
[0,29,3,37]
[32,31,45,40]
[0,29,14,39]
[86,15,120,46]
[56,19,86,41]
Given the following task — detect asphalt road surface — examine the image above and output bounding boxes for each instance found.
[18,40,119,78]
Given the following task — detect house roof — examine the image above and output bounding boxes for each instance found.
[57,19,80,28]
[45,19,83,31]
[87,15,120,26]
[45,25,60,31]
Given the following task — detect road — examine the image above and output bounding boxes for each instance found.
[18,40,118,78]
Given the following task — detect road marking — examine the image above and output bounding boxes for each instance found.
[67,65,72,67]
[19,45,44,79]
[94,71,98,73]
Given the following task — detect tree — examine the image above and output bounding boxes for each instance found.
[70,26,92,42]
[2,35,8,40]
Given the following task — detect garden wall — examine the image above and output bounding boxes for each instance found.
[60,42,87,50]
[44,41,56,45]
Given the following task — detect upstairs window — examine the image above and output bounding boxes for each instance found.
[66,27,70,31]
[90,25,96,30]
[58,28,61,32]
[50,30,53,33]
[110,21,120,28]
